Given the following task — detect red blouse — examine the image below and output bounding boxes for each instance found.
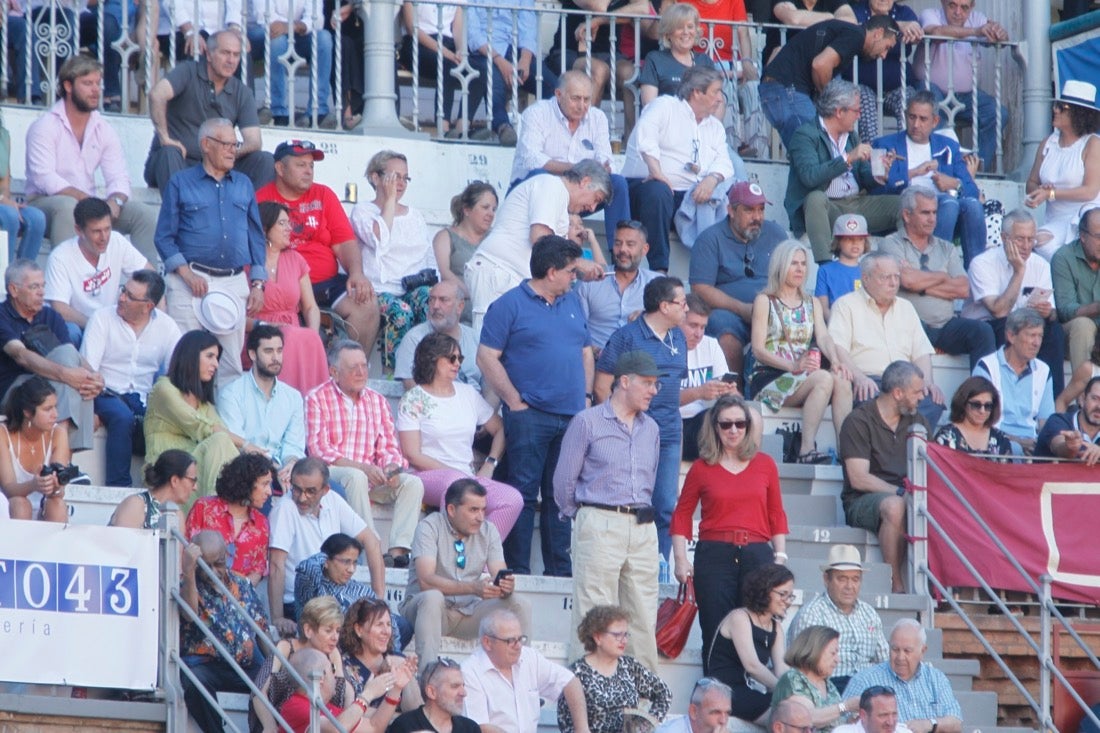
[185,496,271,578]
[670,453,789,540]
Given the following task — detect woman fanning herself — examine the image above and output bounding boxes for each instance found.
[750,240,852,463]
[670,394,788,673]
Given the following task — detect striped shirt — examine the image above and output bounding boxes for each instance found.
[304,379,404,466]
[788,593,889,678]
[552,400,660,518]
[843,661,962,722]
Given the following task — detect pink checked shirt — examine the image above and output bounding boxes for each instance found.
[305,379,405,466]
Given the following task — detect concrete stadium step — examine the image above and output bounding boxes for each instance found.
[756,405,838,455]
[783,525,880,561]
[782,495,842,528]
[774,463,845,497]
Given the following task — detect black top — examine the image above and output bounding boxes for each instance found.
[763,18,866,95]
[386,707,481,733]
[708,615,778,720]
[0,299,70,397]
[763,0,852,62]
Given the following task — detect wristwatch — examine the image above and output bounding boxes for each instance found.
[250,280,265,291]
[111,195,125,208]
[930,718,939,733]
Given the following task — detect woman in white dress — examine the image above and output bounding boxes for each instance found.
[352,150,439,372]
[1024,80,1100,260]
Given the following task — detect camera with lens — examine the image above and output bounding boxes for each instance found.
[40,462,91,486]
[400,268,439,292]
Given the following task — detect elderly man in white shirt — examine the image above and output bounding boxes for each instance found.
[461,608,591,733]
[81,270,181,486]
[511,70,630,249]
[621,66,734,273]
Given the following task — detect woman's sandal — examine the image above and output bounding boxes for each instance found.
[796,450,832,465]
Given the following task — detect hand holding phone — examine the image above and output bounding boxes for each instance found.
[493,568,514,586]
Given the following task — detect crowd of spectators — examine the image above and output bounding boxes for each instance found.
[0,2,1091,730]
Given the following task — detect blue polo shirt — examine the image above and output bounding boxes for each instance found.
[0,299,71,397]
[154,165,267,278]
[480,280,588,416]
[596,316,687,441]
[973,348,1053,439]
[689,219,787,304]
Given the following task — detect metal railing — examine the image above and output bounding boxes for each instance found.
[158,509,348,733]
[2,0,1025,169]
[906,425,1100,733]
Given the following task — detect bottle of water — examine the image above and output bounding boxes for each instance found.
[658,556,670,584]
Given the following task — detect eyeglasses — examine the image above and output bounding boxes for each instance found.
[444,353,465,365]
[717,419,748,431]
[329,556,358,567]
[778,722,817,733]
[918,253,930,272]
[290,483,323,498]
[685,138,701,174]
[182,474,199,485]
[488,634,528,646]
[1008,236,1039,246]
[454,539,466,569]
[691,677,726,696]
[772,589,795,601]
[666,298,688,308]
[1081,229,1100,241]
[118,284,152,303]
[743,246,756,278]
[966,400,994,412]
[602,630,631,641]
[205,135,242,151]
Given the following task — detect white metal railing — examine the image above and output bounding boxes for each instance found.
[2,0,1023,169]
[906,426,1100,733]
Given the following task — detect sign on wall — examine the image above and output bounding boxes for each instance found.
[0,521,160,689]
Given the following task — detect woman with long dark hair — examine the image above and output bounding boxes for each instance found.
[0,377,73,521]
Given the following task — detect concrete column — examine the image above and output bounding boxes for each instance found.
[359,0,422,137]
[1014,2,1052,179]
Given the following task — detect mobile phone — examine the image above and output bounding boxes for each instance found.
[721,372,739,384]
[493,569,514,586]
[384,466,403,479]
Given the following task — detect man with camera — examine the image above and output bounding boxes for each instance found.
[555,350,663,672]
[399,478,530,673]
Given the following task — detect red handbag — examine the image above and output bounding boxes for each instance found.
[655,576,698,659]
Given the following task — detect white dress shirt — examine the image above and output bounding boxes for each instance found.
[461,645,574,733]
[620,95,733,191]
[80,307,182,401]
[510,98,613,183]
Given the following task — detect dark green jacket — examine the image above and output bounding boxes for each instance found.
[783,119,876,235]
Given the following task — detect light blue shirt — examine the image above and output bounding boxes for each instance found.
[576,269,659,350]
[843,661,962,722]
[465,0,537,56]
[973,348,1054,439]
[217,370,306,466]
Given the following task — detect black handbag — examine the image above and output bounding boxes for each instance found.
[22,324,62,357]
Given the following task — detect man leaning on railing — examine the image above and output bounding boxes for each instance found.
[180,530,269,733]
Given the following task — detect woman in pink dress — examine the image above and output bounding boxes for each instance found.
[250,202,328,394]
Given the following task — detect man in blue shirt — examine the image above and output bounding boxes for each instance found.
[575,220,659,354]
[690,181,788,376]
[477,235,593,576]
[218,324,306,492]
[594,277,688,561]
[155,117,267,381]
[843,618,963,733]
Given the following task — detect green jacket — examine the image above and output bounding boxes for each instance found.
[1051,239,1100,324]
[783,119,876,235]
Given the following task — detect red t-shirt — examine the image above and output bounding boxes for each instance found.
[684,0,748,63]
[279,692,344,733]
[255,183,356,283]
[670,453,789,540]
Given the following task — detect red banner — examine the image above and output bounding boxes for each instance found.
[923,442,1100,605]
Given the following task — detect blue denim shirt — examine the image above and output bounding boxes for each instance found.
[465,0,538,56]
[154,164,267,278]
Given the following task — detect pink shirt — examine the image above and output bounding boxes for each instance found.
[24,100,131,199]
[305,379,405,467]
[917,6,989,94]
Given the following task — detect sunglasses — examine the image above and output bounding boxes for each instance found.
[289,139,318,150]
[918,252,930,272]
[718,419,749,431]
[454,539,466,569]
[743,247,756,278]
[616,219,645,230]
[966,400,994,412]
[444,353,464,365]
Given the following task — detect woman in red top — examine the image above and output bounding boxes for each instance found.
[185,453,274,585]
[670,394,788,671]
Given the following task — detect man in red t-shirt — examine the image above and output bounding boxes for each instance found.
[256,141,380,358]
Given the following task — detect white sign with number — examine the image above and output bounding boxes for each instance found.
[0,520,160,689]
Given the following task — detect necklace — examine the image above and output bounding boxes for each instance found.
[661,329,678,356]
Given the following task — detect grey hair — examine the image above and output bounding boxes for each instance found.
[677,66,723,101]
[881,360,924,393]
[859,250,899,280]
[1001,208,1035,235]
[326,338,365,368]
[563,159,613,201]
[478,608,521,638]
[815,78,861,119]
[557,69,593,93]
[1005,307,1045,335]
[763,240,812,300]
[690,678,732,707]
[899,184,937,214]
[890,617,928,645]
[197,116,234,141]
[4,259,42,291]
[658,3,700,48]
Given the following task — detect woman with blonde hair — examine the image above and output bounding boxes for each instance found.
[670,394,788,673]
[638,4,715,106]
[750,239,852,463]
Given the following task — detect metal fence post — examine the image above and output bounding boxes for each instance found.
[907,422,929,612]
[1040,574,1053,733]
[159,506,187,733]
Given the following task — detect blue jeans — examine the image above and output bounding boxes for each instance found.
[923,316,995,371]
[0,203,47,261]
[935,192,986,268]
[94,391,145,486]
[250,26,333,116]
[470,47,558,132]
[79,9,123,99]
[930,84,1006,171]
[759,81,817,149]
[653,437,681,561]
[501,405,572,576]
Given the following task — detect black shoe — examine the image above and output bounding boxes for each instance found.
[273,115,290,127]
[384,553,410,569]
